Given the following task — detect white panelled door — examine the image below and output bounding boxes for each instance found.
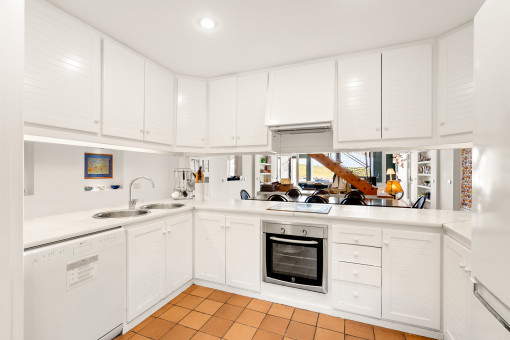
[194,214,226,284]
[382,229,441,329]
[144,61,175,145]
[236,72,269,146]
[266,61,335,126]
[176,78,207,147]
[208,77,237,147]
[24,0,101,133]
[444,236,471,340]
[337,53,382,142]
[165,214,193,295]
[382,44,432,139]
[127,220,166,322]
[226,216,261,292]
[438,25,474,136]
[103,39,145,140]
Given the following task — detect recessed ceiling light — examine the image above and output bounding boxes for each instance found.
[198,17,216,30]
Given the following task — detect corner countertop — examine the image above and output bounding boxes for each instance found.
[24,199,472,249]
[443,220,473,246]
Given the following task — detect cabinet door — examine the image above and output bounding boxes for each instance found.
[382,44,432,139]
[266,61,335,126]
[438,25,474,136]
[444,236,471,340]
[166,214,193,295]
[176,78,207,147]
[337,53,382,141]
[127,220,166,321]
[195,214,226,284]
[24,0,101,133]
[236,72,269,146]
[382,229,440,329]
[208,77,237,147]
[103,39,145,140]
[226,216,261,292]
[144,61,175,145]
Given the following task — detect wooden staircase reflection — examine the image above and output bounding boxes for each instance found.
[308,153,378,195]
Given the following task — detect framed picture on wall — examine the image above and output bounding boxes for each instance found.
[84,153,113,179]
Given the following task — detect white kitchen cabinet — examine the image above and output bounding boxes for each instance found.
[144,61,175,145]
[24,0,101,133]
[266,61,335,126]
[382,229,440,329]
[337,53,382,142]
[103,39,145,140]
[236,72,269,146]
[176,77,207,147]
[226,216,261,292]
[444,236,471,340]
[194,213,226,284]
[165,214,193,295]
[127,220,166,322]
[208,77,237,147]
[438,25,474,136]
[382,44,432,139]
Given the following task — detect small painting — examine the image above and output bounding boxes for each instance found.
[84,153,113,179]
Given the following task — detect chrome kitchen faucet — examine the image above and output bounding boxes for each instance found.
[129,176,155,209]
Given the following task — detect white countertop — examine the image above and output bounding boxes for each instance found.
[443,220,473,245]
[24,199,472,249]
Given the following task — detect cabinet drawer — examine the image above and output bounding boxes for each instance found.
[332,262,381,287]
[332,225,382,247]
[332,281,381,318]
[332,244,381,267]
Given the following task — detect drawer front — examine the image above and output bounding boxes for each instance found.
[332,281,381,318]
[332,244,381,267]
[332,225,382,247]
[332,261,381,287]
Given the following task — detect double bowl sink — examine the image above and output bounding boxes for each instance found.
[93,203,184,219]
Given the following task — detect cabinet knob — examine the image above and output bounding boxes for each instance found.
[226,224,230,229]
[440,121,446,126]
[201,138,205,141]
[220,225,225,229]
[94,120,99,124]
[459,263,466,269]
[146,130,150,134]
[384,127,389,131]
[280,228,286,234]
[384,240,390,246]
[232,136,235,140]
[353,292,359,298]
[237,136,240,140]
[375,127,380,132]
[140,129,144,133]
[302,230,307,236]
[353,270,359,276]
[464,267,471,273]
[353,252,359,258]
[353,237,359,243]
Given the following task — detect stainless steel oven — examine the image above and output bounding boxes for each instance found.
[263,221,327,293]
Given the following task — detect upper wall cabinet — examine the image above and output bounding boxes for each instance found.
[144,61,175,145]
[236,72,269,146]
[208,77,237,147]
[24,0,101,133]
[103,39,145,140]
[438,25,474,136]
[337,53,382,142]
[266,61,335,126]
[382,44,432,139]
[176,78,207,148]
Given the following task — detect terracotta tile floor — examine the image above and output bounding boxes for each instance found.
[115,285,434,340]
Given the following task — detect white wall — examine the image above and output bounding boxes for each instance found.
[24,142,179,219]
[207,155,254,200]
[0,0,24,339]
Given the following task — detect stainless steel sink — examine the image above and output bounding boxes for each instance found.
[139,203,185,210]
[93,209,150,219]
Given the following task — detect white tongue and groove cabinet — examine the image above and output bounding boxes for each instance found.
[165,214,193,295]
[24,0,101,133]
[194,213,261,291]
[382,229,441,329]
[266,61,335,126]
[438,24,474,136]
[208,73,269,148]
[176,77,207,148]
[382,44,433,140]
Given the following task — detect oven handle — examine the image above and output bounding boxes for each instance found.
[269,236,318,245]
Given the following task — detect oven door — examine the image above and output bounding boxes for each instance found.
[264,233,326,293]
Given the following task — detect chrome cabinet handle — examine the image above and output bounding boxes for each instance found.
[269,236,318,245]
[473,281,510,332]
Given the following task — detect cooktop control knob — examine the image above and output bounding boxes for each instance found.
[280,228,285,234]
[302,230,307,236]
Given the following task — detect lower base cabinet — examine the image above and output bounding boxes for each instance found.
[195,213,261,292]
[127,213,193,322]
[332,280,382,319]
[443,236,471,340]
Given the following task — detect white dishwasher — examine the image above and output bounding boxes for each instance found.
[24,227,126,340]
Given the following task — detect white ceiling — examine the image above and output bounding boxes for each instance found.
[47,0,485,78]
